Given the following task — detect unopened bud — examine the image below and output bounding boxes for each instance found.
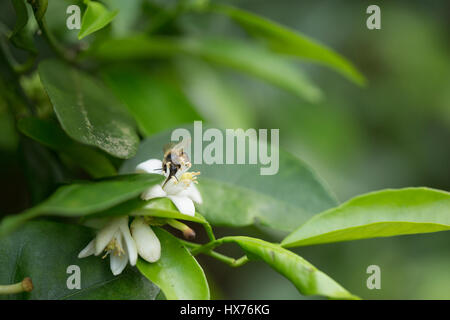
[182,228,196,240]
[22,277,33,292]
[167,219,196,240]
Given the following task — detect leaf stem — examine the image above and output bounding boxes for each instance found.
[0,278,33,295]
[232,255,249,267]
[202,222,216,241]
[180,238,248,267]
[190,238,224,255]
[205,250,248,267]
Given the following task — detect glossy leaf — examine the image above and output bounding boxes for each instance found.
[133,198,208,224]
[137,228,210,300]
[92,35,322,102]
[282,188,450,247]
[0,174,164,236]
[220,236,358,299]
[120,126,338,232]
[92,197,208,225]
[102,66,201,136]
[211,4,365,85]
[78,0,118,40]
[18,117,116,178]
[0,220,159,299]
[38,59,139,159]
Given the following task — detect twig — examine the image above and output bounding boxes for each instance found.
[179,238,249,267]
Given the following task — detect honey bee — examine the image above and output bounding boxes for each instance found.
[162,139,191,187]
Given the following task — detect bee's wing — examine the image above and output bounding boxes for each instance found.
[169,138,191,152]
[169,138,191,164]
[163,142,177,154]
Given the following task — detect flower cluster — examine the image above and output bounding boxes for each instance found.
[78,216,159,275]
[78,151,202,275]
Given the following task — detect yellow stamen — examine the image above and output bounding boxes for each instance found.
[179,172,200,188]
[103,238,124,258]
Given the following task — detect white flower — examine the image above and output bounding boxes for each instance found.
[78,216,161,275]
[136,159,202,216]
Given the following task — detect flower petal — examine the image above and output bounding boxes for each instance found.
[168,195,195,216]
[95,217,125,256]
[78,239,95,258]
[109,233,129,275]
[163,177,186,195]
[135,159,164,175]
[131,217,161,263]
[141,184,167,201]
[110,252,128,276]
[119,219,138,266]
[185,184,203,204]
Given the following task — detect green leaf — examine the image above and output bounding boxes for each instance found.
[92,35,322,102]
[211,4,365,85]
[134,198,208,224]
[120,126,338,232]
[0,174,164,236]
[18,117,116,178]
[9,0,37,54]
[137,227,210,300]
[282,188,450,248]
[38,59,139,159]
[78,1,118,40]
[219,236,358,299]
[92,197,208,225]
[0,220,159,299]
[18,137,68,205]
[102,66,201,136]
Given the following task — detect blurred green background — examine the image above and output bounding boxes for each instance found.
[0,0,449,299]
[207,0,450,300]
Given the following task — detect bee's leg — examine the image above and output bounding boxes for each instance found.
[162,173,178,188]
[164,162,171,176]
[171,175,179,185]
[162,176,172,188]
